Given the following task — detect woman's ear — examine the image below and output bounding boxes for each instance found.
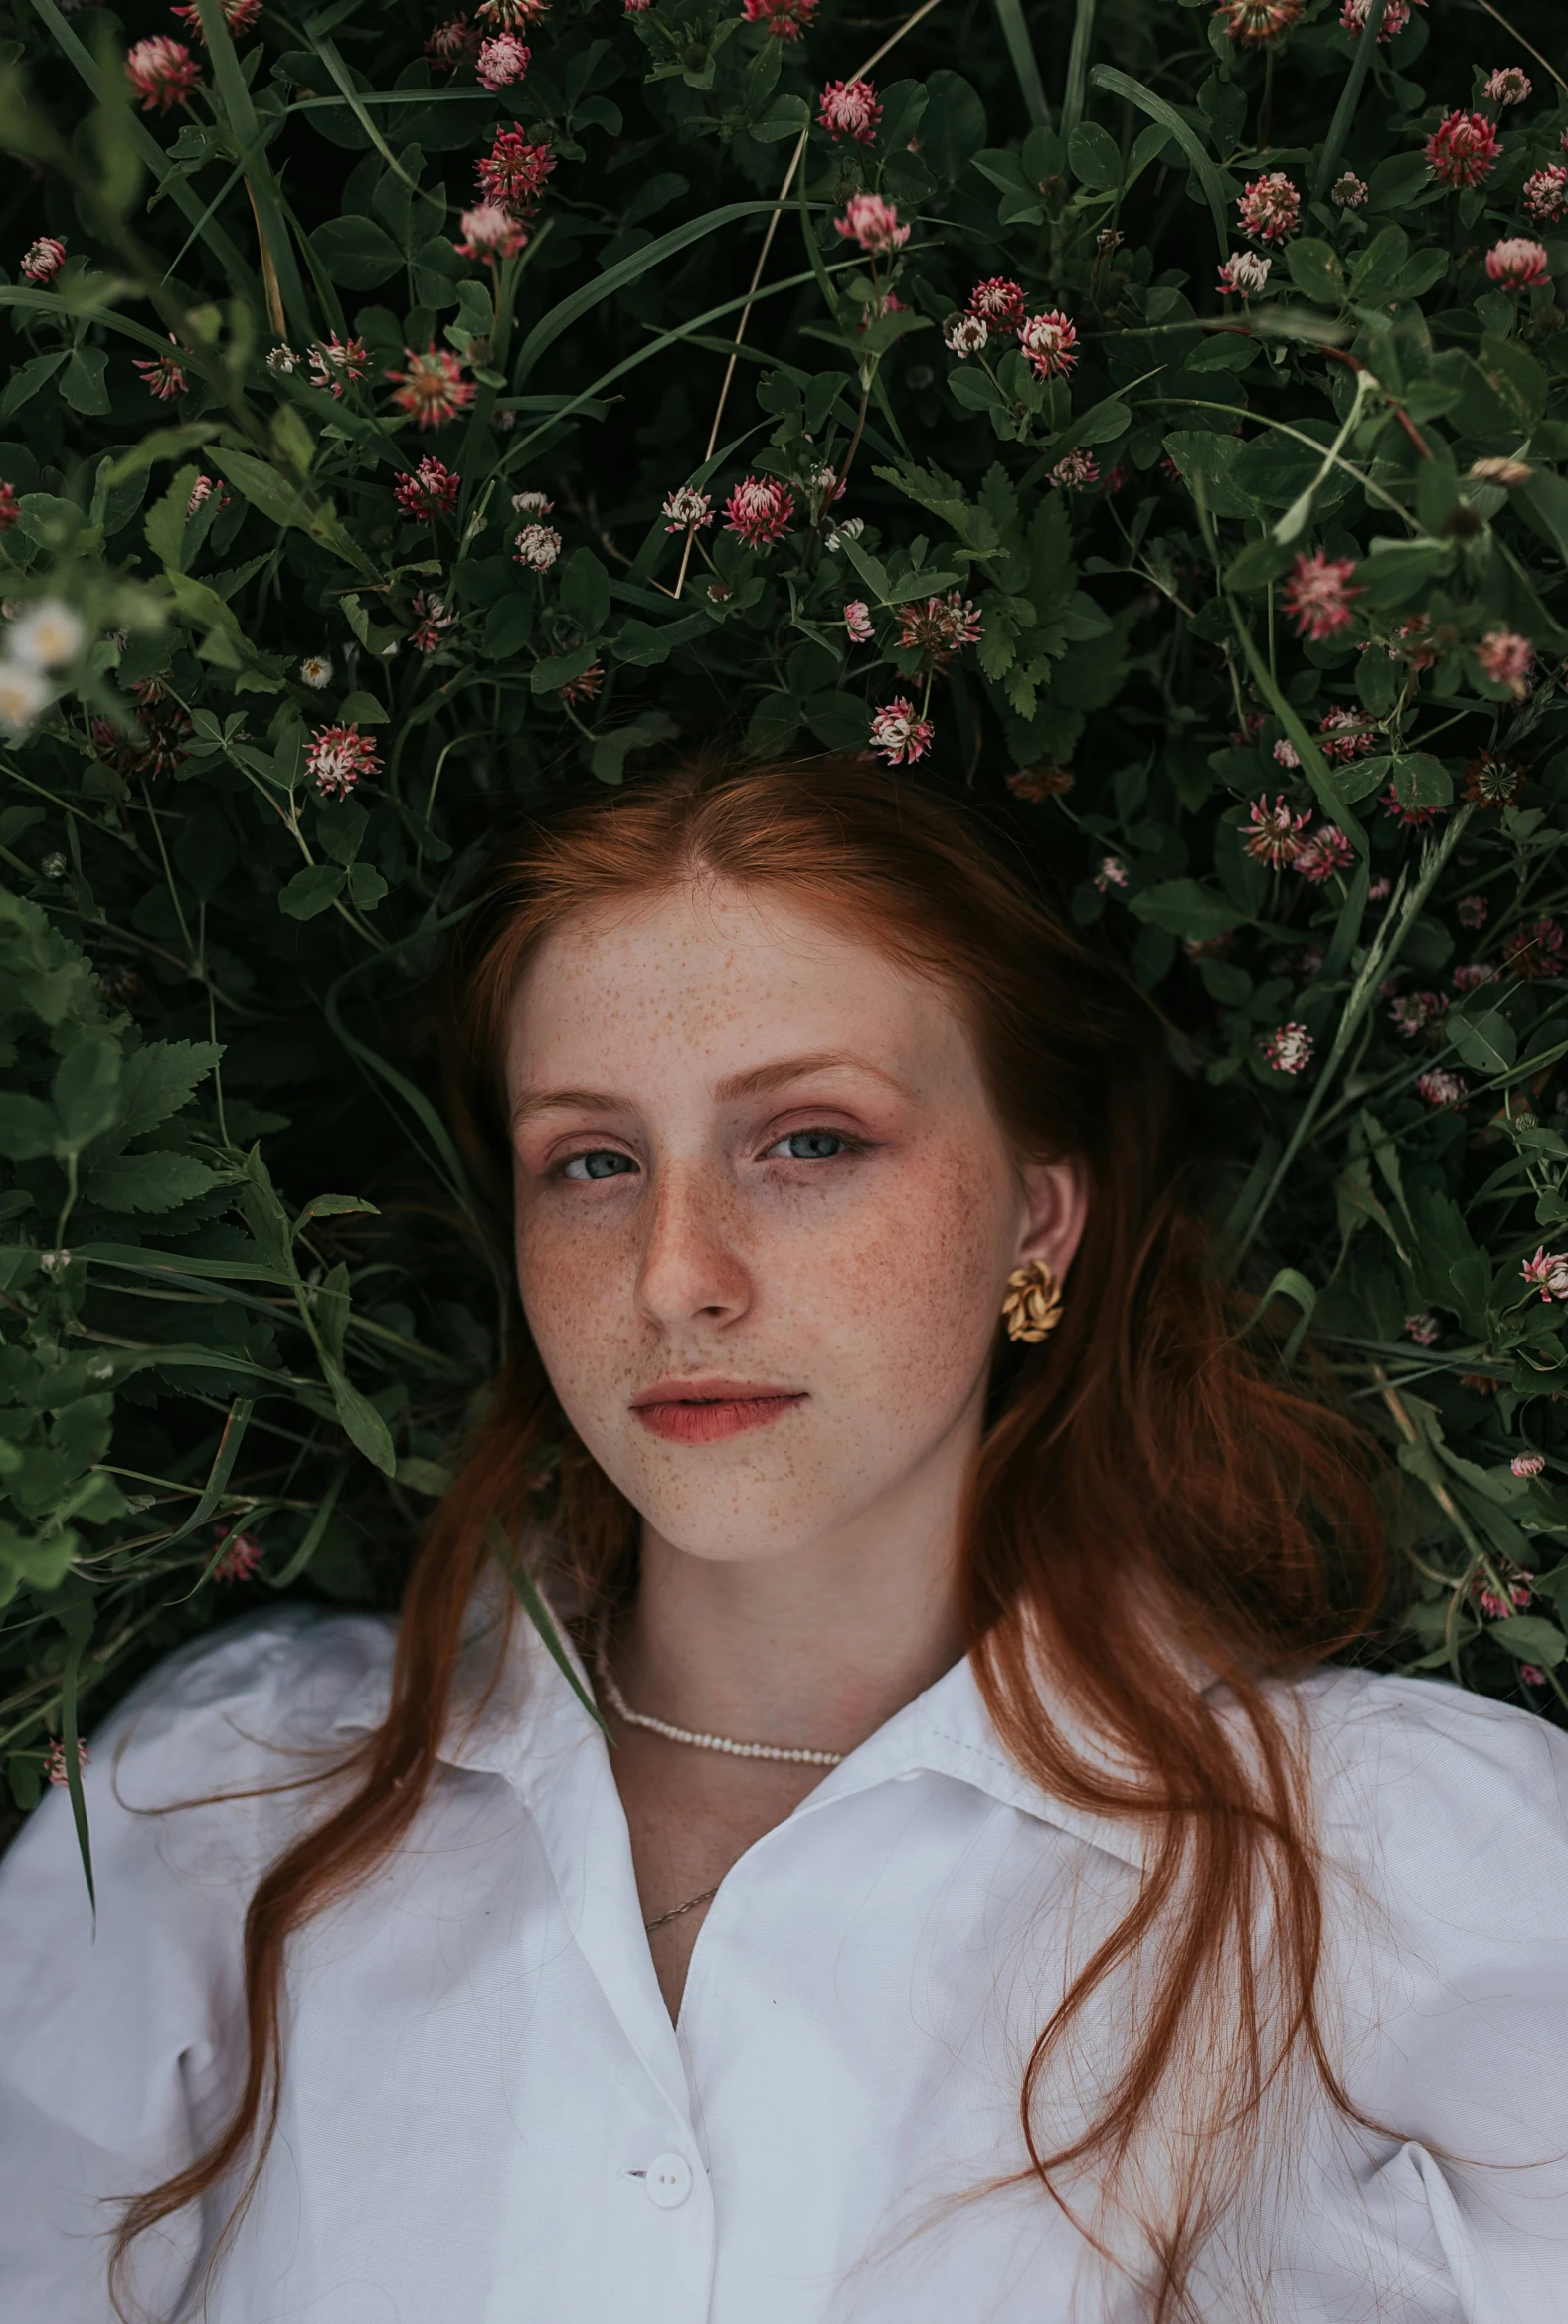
[1014,1157,1089,1283]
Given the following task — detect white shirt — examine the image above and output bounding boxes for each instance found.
[2,1601,1567,2323]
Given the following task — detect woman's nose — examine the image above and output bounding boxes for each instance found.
[633,1158,753,1329]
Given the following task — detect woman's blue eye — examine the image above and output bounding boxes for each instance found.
[560,1132,855,1178]
[776,1129,848,1160]
[562,1150,636,1180]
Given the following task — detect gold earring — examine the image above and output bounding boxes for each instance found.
[1001,1258,1063,1344]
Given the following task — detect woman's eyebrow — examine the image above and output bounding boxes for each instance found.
[714,1051,908,1102]
[510,1051,907,1129]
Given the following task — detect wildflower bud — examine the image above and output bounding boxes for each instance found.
[868,697,934,766]
[1524,166,1568,225]
[1425,110,1500,190]
[833,192,909,256]
[125,35,200,112]
[943,312,988,357]
[20,237,66,286]
[1483,66,1531,105]
[1467,455,1533,489]
[1484,238,1550,292]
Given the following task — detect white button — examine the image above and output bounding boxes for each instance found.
[644,2151,694,2209]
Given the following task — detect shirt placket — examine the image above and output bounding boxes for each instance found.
[494,1683,718,2324]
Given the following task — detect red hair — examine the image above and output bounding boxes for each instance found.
[111,756,1386,2319]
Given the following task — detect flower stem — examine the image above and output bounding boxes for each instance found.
[1312,0,1388,201]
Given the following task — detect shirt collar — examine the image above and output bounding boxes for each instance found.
[333,1580,1156,1874]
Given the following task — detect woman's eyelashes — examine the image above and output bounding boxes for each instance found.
[559,1148,637,1181]
[762,1126,870,1162]
[550,1124,872,1182]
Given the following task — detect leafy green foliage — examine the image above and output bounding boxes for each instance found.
[1,0,1567,1827]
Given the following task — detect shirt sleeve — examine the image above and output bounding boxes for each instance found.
[1320,1671,1568,2320]
[0,1607,385,2324]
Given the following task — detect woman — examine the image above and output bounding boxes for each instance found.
[1,755,1565,2323]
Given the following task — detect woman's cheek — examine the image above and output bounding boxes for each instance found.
[514,1211,621,1389]
[810,1151,1005,1411]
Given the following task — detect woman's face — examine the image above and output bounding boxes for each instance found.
[505,878,1085,1570]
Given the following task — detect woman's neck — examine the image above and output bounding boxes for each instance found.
[613,1466,968,1759]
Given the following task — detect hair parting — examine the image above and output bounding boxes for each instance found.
[108,754,1387,2322]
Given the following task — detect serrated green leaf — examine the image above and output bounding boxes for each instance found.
[295,1192,382,1232]
[145,464,202,572]
[82,1151,219,1214]
[115,1040,222,1144]
[53,1038,121,1148]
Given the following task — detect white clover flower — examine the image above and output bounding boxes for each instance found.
[1216,251,1272,297]
[512,490,555,517]
[41,851,67,879]
[514,522,562,572]
[661,486,713,533]
[298,653,333,689]
[7,599,85,670]
[943,312,988,357]
[0,662,49,734]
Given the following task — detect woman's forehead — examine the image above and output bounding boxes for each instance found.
[504,880,972,1097]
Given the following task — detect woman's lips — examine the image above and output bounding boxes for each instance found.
[632,1392,805,1445]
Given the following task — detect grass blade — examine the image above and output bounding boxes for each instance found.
[1060,0,1098,147]
[992,0,1050,129]
[505,261,857,461]
[59,1610,94,1919]
[266,1467,349,1590]
[1090,65,1231,260]
[300,24,425,190]
[486,1519,608,1735]
[194,0,313,342]
[512,201,792,387]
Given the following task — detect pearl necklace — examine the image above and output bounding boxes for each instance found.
[596,1660,844,1768]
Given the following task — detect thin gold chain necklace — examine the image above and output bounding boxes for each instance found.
[642,1885,719,1936]
[594,1642,843,1935]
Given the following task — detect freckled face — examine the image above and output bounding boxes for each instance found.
[505,879,1053,1566]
